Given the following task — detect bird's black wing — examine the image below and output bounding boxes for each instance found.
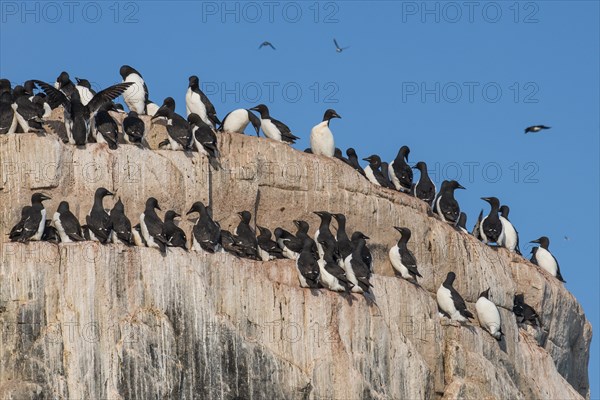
[553,254,566,282]
[199,91,220,126]
[271,118,298,143]
[33,80,69,109]
[87,82,133,114]
[333,38,340,48]
[123,116,145,139]
[63,212,85,241]
[450,288,473,318]
[439,196,460,223]
[19,209,43,242]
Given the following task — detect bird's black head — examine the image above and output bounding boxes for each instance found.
[31,193,51,203]
[363,155,381,167]
[332,213,346,224]
[56,71,71,88]
[164,210,180,221]
[187,113,204,126]
[247,109,262,135]
[412,161,427,171]
[186,201,206,216]
[112,198,125,212]
[113,103,125,112]
[479,287,490,299]
[249,104,269,118]
[499,205,510,218]
[514,293,524,305]
[346,148,357,158]
[530,236,550,249]
[12,85,25,98]
[257,226,271,237]
[57,201,69,212]
[351,231,369,241]
[481,196,500,209]
[188,75,199,88]
[120,65,140,80]
[334,148,343,158]
[0,78,11,94]
[163,97,176,111]
[23,80,35,95]
[238,210,252,223]
[146,197,161,211]
[151,105,173,121]
[127,110,139,118]
[75,77,92,89]
[444,271,456,285]
[313,211,332,220]
[323,109,341,122]
[95,187,113,198]
[448,180,465,191]
[294,220,309,232]
[394,226,411,240]
[398,145,410,162]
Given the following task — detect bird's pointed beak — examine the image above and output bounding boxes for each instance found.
[530,239,540,244]
[457,184,466,190]
[411,165,418,170]
[362,157,371,162]
[334,112,341,119]
[174,212,181,218]
[393,226,402,232]
[186,207,194,215]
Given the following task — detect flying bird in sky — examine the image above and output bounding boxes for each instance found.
[333,38,350,53]
[259,41,276,50]
[524,125,551,134]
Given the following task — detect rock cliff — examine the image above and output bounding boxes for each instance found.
[0,111,591,399]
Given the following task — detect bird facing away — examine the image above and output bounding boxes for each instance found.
[259,41,276,50]
[475,288,503,340]
[389,146,413,192]
[524,125,550,134]
[412,161,436,206]
[480,196,503,244]
[433,180,465,225]
[86,187,114,243]
[333,38,350,53]
[513,294,540,327]
[163,210,188,250]
[437,271,474,322]
[187,201,221,253]
[53,201,85,243]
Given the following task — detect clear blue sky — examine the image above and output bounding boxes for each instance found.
[2,1,598,396]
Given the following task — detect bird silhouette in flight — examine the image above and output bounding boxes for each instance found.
[259,41,276,50]
[334,38,350,53]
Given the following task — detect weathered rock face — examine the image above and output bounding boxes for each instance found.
[0,113,591,399]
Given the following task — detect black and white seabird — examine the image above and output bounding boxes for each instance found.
[310,109,341,157]
[389,227,422,282]
[296,238,321,288]
[123,111,146,145]
[120,65,149,114]
[151,107,192,151]
[379,162,396,189]
[187,201,221,253]
[472,209,484,240]
[412,161,436,206]
[457,212,468,234]
[0,90,17,134]
[54,71,76,98]
[249,104,299,144]
[140,197,168,253]
[259,41,276,50]
[389,146,413,192]
[163,211,188,250]
[186,75,220,128]
[42,221,60,243]
[109,198,133,245]
[235,211,258,253]
[530,236,565,282]
[9,193,51,242]
[479,197,503,244]
[274,227,300,260]
[513,294,540,327]
[351,231,373,272]
[524,125,550,134]
[86,187,113,243]
[256,226,284,261]
[333,38,350,53]
[220,108,261,135]
[346,234,373,295]
[436,272,474,322]
[52,201,85,243]
[333,213,353,266]
[334,148,350,165]
[317,239,352,292]
[433,180,465,225]
[341,232,367,292]
[346,148,366,176]
[475,288,503,340]
[188,113,220,169]
[363,155,389,187]
[12,85,45,133]
[34,80,132,146]
[313,211,337,259]
[93,102,120,149]
[153,97,176,121]
[74,77,96,106]
[498,205,520,254]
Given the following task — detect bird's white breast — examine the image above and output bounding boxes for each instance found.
[223,109,249,133]
[498,216,518,252]
[32,209,46,241]
[185,89,208,121]
[123,74,146,114]
[310,121,335,157]
[52,212,71,243]
[260,119,282,141]
[536,247,558,276]
[436,286,456,316]
[388,160,402,191]
[475,297,502,336]
[76,86,94,106]
[364,166,380,186]
[389,245,409,278]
